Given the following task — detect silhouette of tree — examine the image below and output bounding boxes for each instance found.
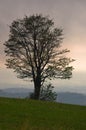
[4,14,74,99]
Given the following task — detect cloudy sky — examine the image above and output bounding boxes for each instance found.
[0,0,86,93]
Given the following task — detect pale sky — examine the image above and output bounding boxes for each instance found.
[0,0,86,93]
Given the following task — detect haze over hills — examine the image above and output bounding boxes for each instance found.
[0,88,31,98]
[57,92,86,106]
[0,87,86,106]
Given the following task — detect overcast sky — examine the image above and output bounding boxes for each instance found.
[0,0,86,93]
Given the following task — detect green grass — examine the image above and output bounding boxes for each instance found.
[0,97,86,130]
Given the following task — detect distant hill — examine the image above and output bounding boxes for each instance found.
[0,88,86,106]
[57,92,86,106]
[3,87,32,93]
[0,88,32,98]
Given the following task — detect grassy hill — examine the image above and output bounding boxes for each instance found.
[0,97,86,130]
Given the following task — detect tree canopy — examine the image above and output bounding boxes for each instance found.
[4,14,74,99]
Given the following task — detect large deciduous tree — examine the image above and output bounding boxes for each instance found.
[4,14,74,99]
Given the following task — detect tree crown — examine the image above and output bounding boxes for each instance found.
[4,14,74,86]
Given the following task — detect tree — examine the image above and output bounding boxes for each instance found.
[4,14,74,100]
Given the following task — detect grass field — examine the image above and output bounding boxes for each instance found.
[0,97,86,130]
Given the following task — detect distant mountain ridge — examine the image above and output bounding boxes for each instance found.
[0,88,31,98]
[3,88,32,93]
[0,88,86,106]
[57,92,86,106]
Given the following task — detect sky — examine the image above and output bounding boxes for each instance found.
[0,0,86,94]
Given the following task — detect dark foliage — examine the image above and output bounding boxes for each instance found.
[40,83,57,101]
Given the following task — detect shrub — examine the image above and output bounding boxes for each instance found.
[39,83,57,101]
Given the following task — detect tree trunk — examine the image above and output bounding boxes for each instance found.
[33,75,41,99]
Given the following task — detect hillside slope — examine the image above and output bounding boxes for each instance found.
[0,97,86,130]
